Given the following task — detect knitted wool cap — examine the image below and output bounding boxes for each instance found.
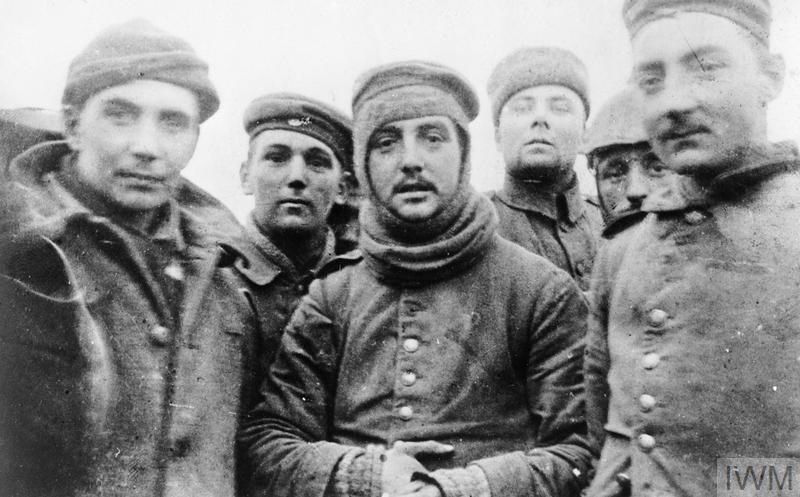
[352,60,479,179]
[622,0,772,46]
[62,19,219,122]
[487,46,590,125]
[244,92,353,173]
[583,87,648,156]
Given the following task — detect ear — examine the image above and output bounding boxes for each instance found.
[240,160,253,195]
[63,106,82,150]
[334,171,352,205]
[760,53,785,103]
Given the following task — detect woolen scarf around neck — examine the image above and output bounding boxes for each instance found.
[360,189,498,287]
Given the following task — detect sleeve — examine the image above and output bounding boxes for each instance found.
[471,272,598,497]
[238,276,382,497]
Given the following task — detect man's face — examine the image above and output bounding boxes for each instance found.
[495,85,586,182]
[242,129,343,236]
[367,116,461,223]
[67,79,200,212]
[632,12,781,175]
[593,143,672,217]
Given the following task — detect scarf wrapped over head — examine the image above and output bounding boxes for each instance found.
[352,60,498,285]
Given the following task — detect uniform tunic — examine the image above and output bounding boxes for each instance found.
[491,175,602,291]
[242,235,594,497]
[1,142,256,497]
[585,143,800,497]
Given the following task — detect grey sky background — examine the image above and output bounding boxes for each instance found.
[2,0,798,220]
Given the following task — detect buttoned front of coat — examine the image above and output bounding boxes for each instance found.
[490,176,602,292]
[242,235,595,497]
[585,158,800,497]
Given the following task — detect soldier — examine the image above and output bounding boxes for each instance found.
[582,88,678,238]
[234,93,358,399]
[241,61,595,497]
[585,1,797,496]
[487,47,602,291]
[1,19,255,496]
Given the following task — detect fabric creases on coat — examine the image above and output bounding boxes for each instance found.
[0,141,256,497]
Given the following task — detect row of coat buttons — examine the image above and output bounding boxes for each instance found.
[399,338,420,420]
[638,305,663,454]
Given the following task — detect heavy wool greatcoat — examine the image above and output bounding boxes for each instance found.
[585,143,800,497]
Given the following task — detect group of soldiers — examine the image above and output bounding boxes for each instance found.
[0,0,796,496]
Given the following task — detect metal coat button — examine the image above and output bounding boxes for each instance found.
[615,472,631,488]
[403,338,420,353]
[639,394,656,412]
[642,353,660,370]
[647,309,668,327]
[398,406,413,420]
[401,371,417,386]
[164,262,184,281]
[638,433,656,451]
[149,325,171,346]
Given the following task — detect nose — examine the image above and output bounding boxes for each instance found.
[646,74,699,127]
[529,102,550,129]
[625,164,650,207]
[128,120,161,162]
[286,154,308,189]
[400,142,424,175]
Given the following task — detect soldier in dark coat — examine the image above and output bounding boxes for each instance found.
[487,47,602,291]
[233,93,358,408]
[585,1,798,496]
[241,61,595,497]
[0,19,256,497]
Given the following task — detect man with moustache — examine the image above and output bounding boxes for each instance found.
[234,93,358,395]
[582,88,680,239]
[242,61,594,497]
[584,1,798,496]
[1,20,254,497]
[487,47,602,291]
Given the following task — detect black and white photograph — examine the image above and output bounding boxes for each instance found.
[2,1,800,496]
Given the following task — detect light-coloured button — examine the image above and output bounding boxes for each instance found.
[642,353,660,370]
[647,309,668,327]
[639,394,656,412]
[401,371,417,386]
[398,406,413,420]
[164,262,184,281]
[637,433,656,451]
[403,338,420,353]
[149,325,171,346]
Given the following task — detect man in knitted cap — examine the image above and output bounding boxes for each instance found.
[241,61,595,497]
[233,92,358,405]
[582,88,680,238]
[487,47,602,292]
[1,20,256,497]
[585,1,798,496]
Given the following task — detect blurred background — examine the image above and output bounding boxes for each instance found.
[2,0,798,220]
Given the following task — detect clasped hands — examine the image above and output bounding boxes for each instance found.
[380,440,454,497]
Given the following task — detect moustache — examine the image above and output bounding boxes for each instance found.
[654,115,712,142]
[393,179,438,195]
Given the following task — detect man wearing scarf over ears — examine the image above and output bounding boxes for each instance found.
[241,61,594,497]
